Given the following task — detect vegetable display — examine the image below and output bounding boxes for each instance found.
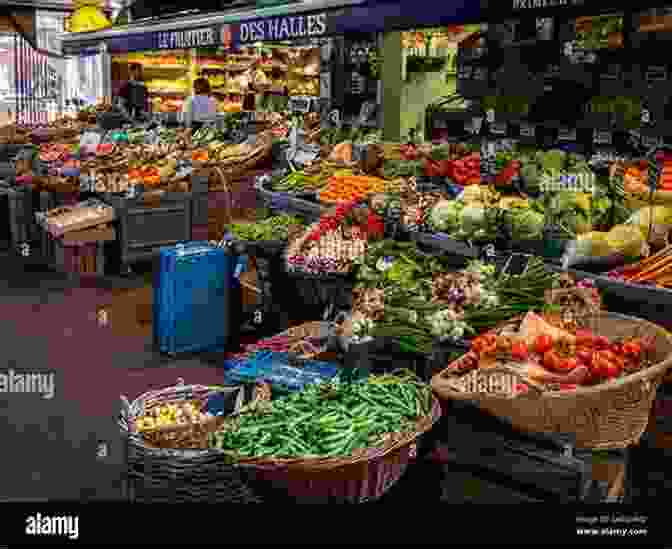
[319,175,388,203]
[228,214,305,242]
[209,372,433,458]
[450,310,655,392]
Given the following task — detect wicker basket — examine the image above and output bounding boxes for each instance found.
[233,398,441,503]
[119,379,267,503]
[431,312,672,450]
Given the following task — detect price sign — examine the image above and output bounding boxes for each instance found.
[563,41,574,57]
[593,130,612,145]
[486,109,495,123]
[646,66,667,82]
[558,127,577,142]
[320,72,331,100]
[520,123,536,138]
[490,122,506,135]
[480,244,497,263]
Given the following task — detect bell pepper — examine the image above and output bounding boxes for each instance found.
[424,159,442,177]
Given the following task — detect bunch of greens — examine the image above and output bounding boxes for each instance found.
[210,373,433,458]
[228,214,304,242]
[383,159,424,178]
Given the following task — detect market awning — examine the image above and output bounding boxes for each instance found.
[61,0,483,54]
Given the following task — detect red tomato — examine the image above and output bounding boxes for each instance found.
[511,342,529,361]
[605,363,621,379]
[593,335,610,349]
[543,350,561,371]
[575,329,595,347]
[559,384,578,391]
[556,357,578,373]
[534,335,553,354]
[576,349,593,365]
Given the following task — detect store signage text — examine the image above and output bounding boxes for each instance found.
[157,28,216,49]
[238,13,327,43]
[512,0,584,10]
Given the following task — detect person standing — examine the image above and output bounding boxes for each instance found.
[181,78,218,131]
[115,63,149,121]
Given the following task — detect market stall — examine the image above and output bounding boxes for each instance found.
[3,0,659,506]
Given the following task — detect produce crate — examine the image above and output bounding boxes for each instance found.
[255,178,324,222]
[344,337,434,382]
[408,229,480,261]
[428,401,590,502]
[222,351,340,394]
[105,192,193,271]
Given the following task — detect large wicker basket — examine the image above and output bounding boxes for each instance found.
[119,379,265,503]
[431,312,672,450]
[232,398,442,503]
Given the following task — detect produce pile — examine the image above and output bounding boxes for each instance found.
[351,241,559,352]
[445,310,656,392]
[269,169,326,194]
[608,244,672,288]
[319,174,388,203]
[210,372,433,458]
[286,202,382,274]
[227,214,305,242]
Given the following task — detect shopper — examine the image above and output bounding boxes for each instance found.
[115,63,149,122]
[182,78,218,131]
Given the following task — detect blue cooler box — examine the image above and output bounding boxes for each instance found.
[153,241,244,355]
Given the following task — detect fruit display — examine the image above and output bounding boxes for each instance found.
[135,401,214,433]
[447,309,655,392]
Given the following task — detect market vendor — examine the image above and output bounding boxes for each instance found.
[181,78,217,131]
[115,63,149,122]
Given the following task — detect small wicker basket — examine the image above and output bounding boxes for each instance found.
[119,379,266,503]
[431,312,672,450]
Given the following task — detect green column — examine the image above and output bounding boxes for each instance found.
[381,31,402,142]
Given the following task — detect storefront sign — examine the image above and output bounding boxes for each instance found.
[157,27,217,49]
[236,13,328,43]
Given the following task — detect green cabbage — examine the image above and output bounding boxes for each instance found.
[428,200,463,233]
[459,206,487,233]
[509,208,545,240]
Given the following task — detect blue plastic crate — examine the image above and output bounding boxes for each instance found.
[223,351,339,393]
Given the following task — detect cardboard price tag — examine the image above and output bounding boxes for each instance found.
[520,123,536,138]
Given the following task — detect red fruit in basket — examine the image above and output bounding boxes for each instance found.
[575,329,595,347]
[556,357,577,373]
[543,350,561,371]
[604,363,621,379]
[534,334,553,354]
[593,335,610,349]
[510,342,529,361]
[559,384,578,391]
[515,383,529,394]
[576,349,593,365]
[623,340,642,357]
